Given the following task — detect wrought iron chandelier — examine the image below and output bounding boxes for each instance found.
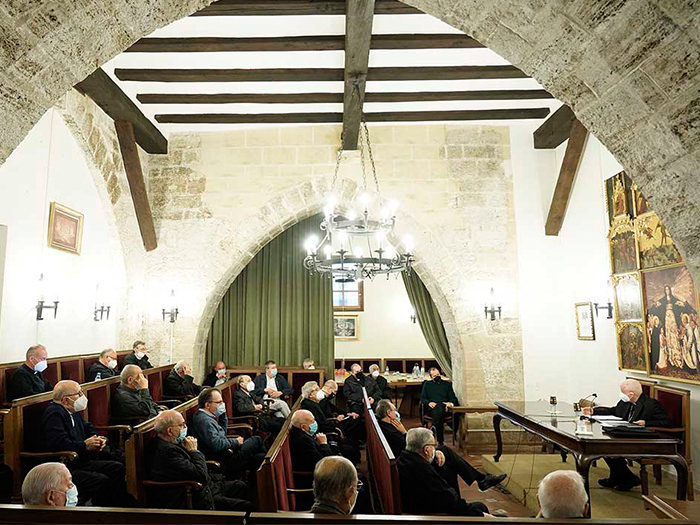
[303,120,414,282]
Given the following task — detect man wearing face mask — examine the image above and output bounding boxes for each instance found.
[232,375,284,436]
[343,363,381,414]
[124,340,153,370]
[8,344,53,401]
[42,381,129,507]
[147,410,252,510]
[368,364,389,400]
[311,456,359,515]
[191,387,266,477]
[164,361,202,399]
[592,379,671,491]
[290,409,334,473]
[302,358,316,370]
[86,348,119,381]
[420,367,458,446]
[319,380,364,444]
[253,361,292,418]
[203,361,229,387]
[397,428,492,517]
[111,365,163,424]
[22,463,78,507]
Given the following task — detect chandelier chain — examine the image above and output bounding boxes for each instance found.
[330,146,343,192]
[362,119,381,198]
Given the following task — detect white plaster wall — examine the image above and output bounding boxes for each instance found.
[0,110,127,361]
[334,275,433,361]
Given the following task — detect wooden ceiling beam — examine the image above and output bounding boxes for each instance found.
[155,107,550,124]
[125,34,484,53]
[114,120,158,251]
[115,65,527,83]
[342,0,375,150]
[75,68,167,154]
[192,0,420,16]
[533,104,577,149]
[544,119,589,236]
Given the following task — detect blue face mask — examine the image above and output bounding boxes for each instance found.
[64,484,79,507]
[215,402,226,416]
[176,426,188,443]
[270,368,278,378]
[394,411,401,422]
[309,421,318,435]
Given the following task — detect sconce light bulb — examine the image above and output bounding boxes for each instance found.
[359,192,371,208]
[347,210,357,221]
[323,244,333,258]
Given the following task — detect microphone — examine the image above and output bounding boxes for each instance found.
[582,392,597,403]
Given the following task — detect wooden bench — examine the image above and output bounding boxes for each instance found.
[225,367,325,404]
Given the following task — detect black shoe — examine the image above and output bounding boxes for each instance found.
[478,473,507,492]
[615,477,641,491]
[598,478,617,488]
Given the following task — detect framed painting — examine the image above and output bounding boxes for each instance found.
[617,322,648,372]
[605,171,632,225]
[608,216,637,274]
[643,265,700,384]
[613,272,643,322]
[632,184,650,217]
[47,202,83,255]
[575,302,595,341]
[636,213,682,269]
[334,315,359,340]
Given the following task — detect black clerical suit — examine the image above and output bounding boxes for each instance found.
[232,389,283,436]
[203,370,227,387]
[372,374,390,400]
[146,436,251,511]
[289,426,334,473]
[342,372,381,413]
[397,450,488,516]
[110,384,160,424]
[86,361,117,381]
[320,393,365,443]
[301,398,360,464]
[8,364,52,401]
[42,401,127,506]
[420,376,458,444]
[594,393,671,485]
[164,369,202,399]
[123,351,153,370]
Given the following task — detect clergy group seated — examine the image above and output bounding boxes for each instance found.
[146,410,252,511]
[8,344,52,401]
[537,470,588,519]
[420,367,458,445]
[123,340,153,370]
[203,361,228,387]
[232,375,284,436]
[191,387,266,478]
[164,360,202,399]
[86,348,119,381]
[110,365,162,424]
[22,462,76,507]
[310,456,358,515]
[252,360,292,418]
[343,363,382,413]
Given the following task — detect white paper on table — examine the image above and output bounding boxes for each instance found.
[592,415,623,421]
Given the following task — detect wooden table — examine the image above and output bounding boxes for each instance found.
[493,401,689,516]
[643,494,700,520]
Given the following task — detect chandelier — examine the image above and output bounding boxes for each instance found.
[303,121,414,282]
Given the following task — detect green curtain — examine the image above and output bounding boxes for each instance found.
[401,271,452,376]
[206,214,334,369]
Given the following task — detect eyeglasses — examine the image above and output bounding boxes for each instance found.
[425,442,437,448]
[356,480,364,490]
[66,390,84,398]
[170,422,186,429]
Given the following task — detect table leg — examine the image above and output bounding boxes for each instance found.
[667,455,689,500]
[575,455,594,518]
[493,413,503,462]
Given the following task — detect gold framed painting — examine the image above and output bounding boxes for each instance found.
[608,216,638,274]
[47,202,83,255]
[616,322,648,373]
[631,184,650,217]
[334,315,359,341]
[643,265,700,385]
[635,212,682,270]
[605,171,632,225]
[613,272,643,322]
[575,302,595,341]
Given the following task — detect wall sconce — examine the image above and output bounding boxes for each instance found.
[410,311,417,324]
[594,301,614,319]
[484,287,502,321]
[94,305,111,321]
[162,289,178,323]
[36,300,59,321]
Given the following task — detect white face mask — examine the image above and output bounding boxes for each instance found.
[619,392,631,403]
[72,395,88,412]
[34,358,48,373]
[216,368,226,376]
[316,390,325,401]
[246,381,255,392]
[307,365,315,370]
[134,351,146,360]
[371,370,379,378]
[348,488,358,514]
[107,359,118,370]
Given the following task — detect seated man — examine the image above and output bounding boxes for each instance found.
[42,380,128,507]
[300,381,360,464]
[342,363,380,414]
[232,375,284,436]
[8,344,52,401]
[290,409,334,473]
[86,348,119,381]
[302,358,316,370]
[311,456,359,515]
[368,364,389,400]
[319,379,364,443]
[537,470,588,519]
[164,361,202,399]
[111,365,161,424]
[147,410,251,511]
[420,367,458,445]
[397,428,491,517]
[592,379,671,491]
[376,400,504,492]
[191,387,266,477]
[203,361,228,387]
[123,340,153,370]
[22,462,77,507]
[253,361,292,418]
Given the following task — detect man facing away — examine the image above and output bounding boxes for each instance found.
[536,470,588,519]
[123,340,153,370]
[252,361,292,418]
[22,463,77,507]
[86,348,119,381]
[8,344,52,401]
[310,456,359,515]
[420,366,458,445]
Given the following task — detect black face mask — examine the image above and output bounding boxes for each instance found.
[327,392,336,399]
[433,376,441,382]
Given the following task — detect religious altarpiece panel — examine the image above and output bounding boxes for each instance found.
[616,322,648,373]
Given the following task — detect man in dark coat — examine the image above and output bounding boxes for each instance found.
[420,367,458,445]
[8,344,52,401]
[86,349,119,381]
[42,380,129,507]
[110,365,161,424]
[593,379,671,491]
[232,375,283,436]
[319,380,364,443]
[368,364,390,400]
[252,361,292,417]
[289,409,334,473]
[146,410,251,511]
[310,456,359,515]
[397,427,490,517]
[203,361,228,387]
[164,361,202,399]
[123,340,153,370]
[342,363,381,414]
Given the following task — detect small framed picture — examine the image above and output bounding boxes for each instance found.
[48,202,84,255]
[334,315,359,340]
[575,302,595,341]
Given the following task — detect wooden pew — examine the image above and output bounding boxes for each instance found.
[362,387,401,514]
[225,367,325,404]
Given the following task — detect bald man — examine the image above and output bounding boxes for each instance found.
[42,380,128,506]
[593,379,671,491]
[203,361,229,387]
[8,344,52,401]
[290,409,334,473]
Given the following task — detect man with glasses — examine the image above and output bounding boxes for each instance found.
[86,348,119,381]
[8,344,52,401]
[397,428,492,517]
[42,380,129,506]
[311,456,360,515]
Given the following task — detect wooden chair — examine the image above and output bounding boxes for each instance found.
[638,384,694,500]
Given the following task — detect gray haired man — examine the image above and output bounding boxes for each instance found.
[311,456,359,514]
[537,470,588,518]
